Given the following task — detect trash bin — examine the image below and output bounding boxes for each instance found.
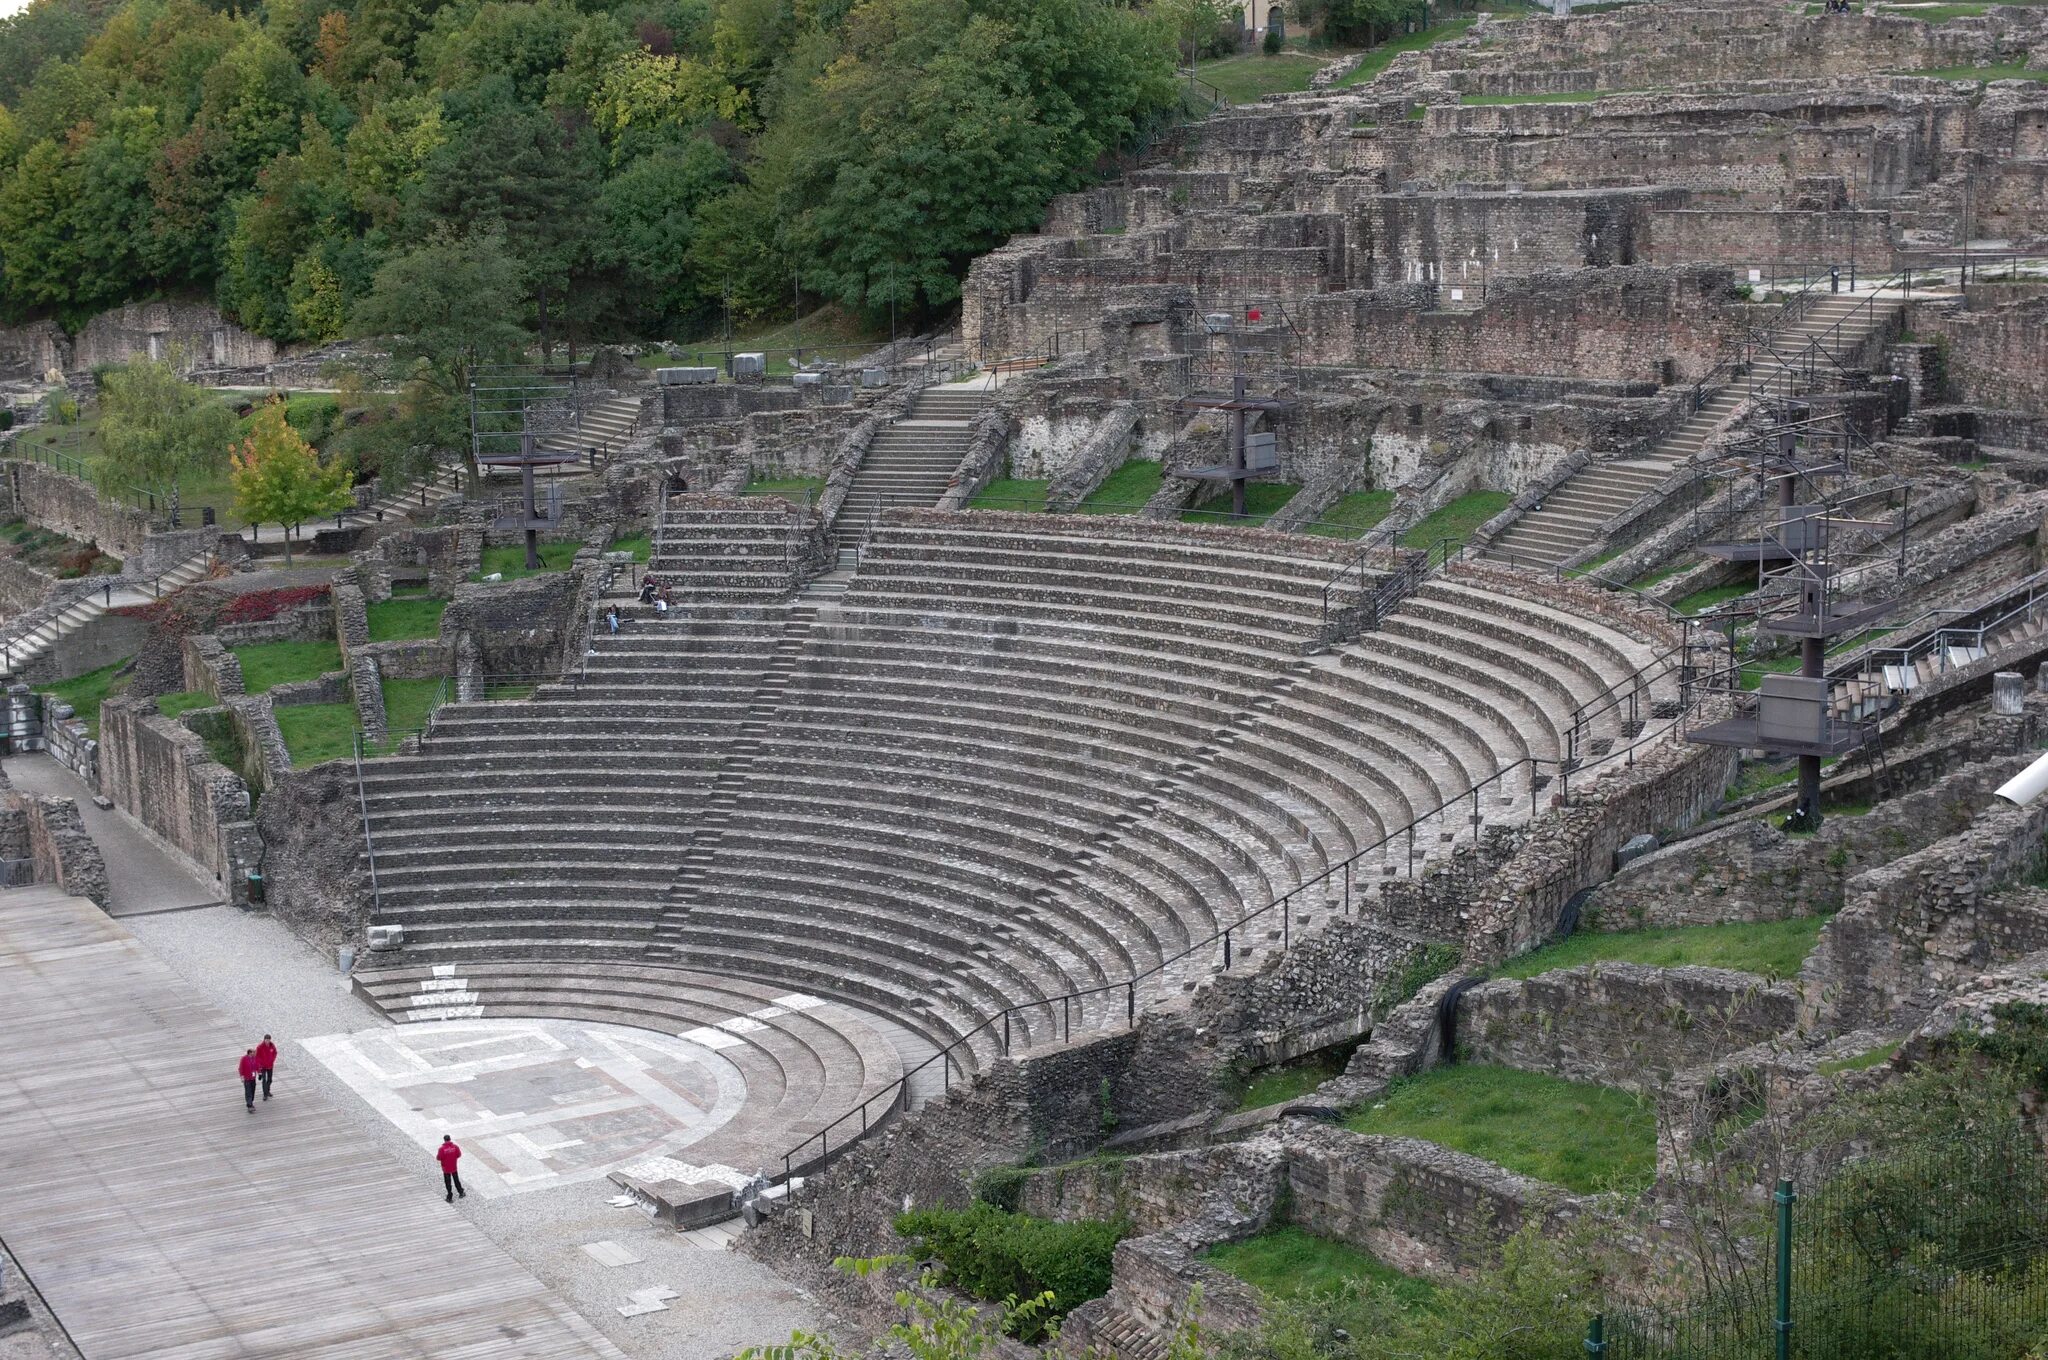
[244,868,265,905]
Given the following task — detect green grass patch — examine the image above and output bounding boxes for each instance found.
[609,534,652,562]
[1238,1052,1351,1112]
[1336,18,1477,88]
[1204,1226,1440,1308]
[1183,482,1300,526]
[1343,1065,1655,1193]
[1816,1040,1901,1076]
[273,701,357,768]
[1077,460,1164,513]
[1675,581,1754,615]
[1727,759,1799,800]
[1630,560,1691,590]
[365,596,446,642]
[474,541,580,580]
[1907,62,2048,80]
[381,677,444,735]
[1881,2,1987,19]
[1305,488,1396,537]
[1564,546,1625,580]
[1495,916,1828,982]
[1740,653,1804,691]
[1192,52,1331,102]
[1400,490,1512,549]
[155,690,215,718]
[647,304,890,375]
[1461,89,1609,104]
[740,475,826,500]
[0,517,122,578]
[39,659,131,737]
[970,478,1051,512]
[233,640,343,693]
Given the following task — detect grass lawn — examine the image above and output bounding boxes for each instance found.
[1908,62,2048,79]
[1336,18,1477,88]
[1192,52,1331,102]
[1400,490,1512,549]
[39,659,131,736]
[382,678,444,736]
[645,305,891,375]
[1239,1052,1350,1111]
[155,690,216,718]
[1882,2,1987,18]
[1184,482,1300,526]
[233,640,343,693]
[741,475,827,500]
[608,533,652,562]
[1204,1226,1440,1308]
[1675,581,1755,615]
[273,702,356,768]
[1461,89,1610,104]
[1305,489,1395,537]
[1077,460,1164,513]
[474,541,580,580]
[1631,560,1691,590]
[1740,653,1803,691]
[1494,916,1828,982]
[1816,1040,1901,1076]
[1564,547,1625,579]
[971,478,1051,511]
[1344,1065,1656,1193]
[365,596,446,643]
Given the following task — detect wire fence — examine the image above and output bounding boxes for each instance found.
[1595,1133,2048,1359]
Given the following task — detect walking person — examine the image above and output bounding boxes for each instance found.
[255,1034,278,1100]
[238,1048,260,1111]
[436,1135,466,1201]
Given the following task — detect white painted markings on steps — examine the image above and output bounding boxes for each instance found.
[676,991,826,1049]
[580,1240,645,1268]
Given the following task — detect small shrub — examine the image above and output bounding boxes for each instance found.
[891,1202,1126,1340]
[218,585,330,626]
[1262,25,1283,53]
[972,1165,1031,1212]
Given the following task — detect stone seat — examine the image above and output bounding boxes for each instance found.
[844,573,1322,643]
[856,537,1345,600]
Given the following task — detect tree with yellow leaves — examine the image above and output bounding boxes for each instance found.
[229,400,355,565]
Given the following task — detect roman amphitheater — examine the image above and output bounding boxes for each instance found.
[3,0,2048,1355]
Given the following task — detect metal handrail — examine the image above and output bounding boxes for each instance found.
[775,680,1706,1191]
[351,732,383,917]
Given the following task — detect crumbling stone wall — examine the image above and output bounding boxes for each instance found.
[253,760,371,946]
[3,461,151,561]
[1806,794,2048,1026]
[1911,295,2048,421]
[97,697,253,893]
[70,300,275,374]
[16,794,107,907]
[1454,964,1800,1091]
[441,569,585,681]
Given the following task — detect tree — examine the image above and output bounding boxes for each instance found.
[228,400,353,564]
[100,359,238,515]
[348,227,529,483]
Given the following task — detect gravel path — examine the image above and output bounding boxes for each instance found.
[1,754,219,917]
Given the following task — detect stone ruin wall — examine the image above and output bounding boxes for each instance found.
[96,696,259,906]
[1910,294,2048,428]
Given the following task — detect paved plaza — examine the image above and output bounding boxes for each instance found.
[303,1018,753,1197]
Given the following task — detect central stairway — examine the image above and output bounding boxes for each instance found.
[1485,289,1907,568]
[835,384,986,550]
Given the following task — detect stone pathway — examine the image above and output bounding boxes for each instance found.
[2,753,219,917]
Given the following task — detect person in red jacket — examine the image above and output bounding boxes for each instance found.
[238,1049,259,1111]
[255,1034,278,1101]
[436,1135,465,1202]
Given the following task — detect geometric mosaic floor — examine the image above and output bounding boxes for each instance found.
[302,1018,750,1198]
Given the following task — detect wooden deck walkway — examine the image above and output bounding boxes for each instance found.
[0,884,629,1360]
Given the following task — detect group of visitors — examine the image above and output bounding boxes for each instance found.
[231,1033,469,1202]
[604,572,675,634]
[1818,0,1855,14]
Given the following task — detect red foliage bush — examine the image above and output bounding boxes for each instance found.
[217,585,330,626]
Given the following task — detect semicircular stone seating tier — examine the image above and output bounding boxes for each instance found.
[356,510,1676,1088]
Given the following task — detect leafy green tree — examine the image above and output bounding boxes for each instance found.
[99,358,238,512]
[0,139,82,312]
[596,135,729,325]
[229,399,353,564]
[349,227,529,482]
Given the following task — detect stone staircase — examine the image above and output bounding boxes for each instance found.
[0,547,214,675]
[647,499,809,605]
[352,517,1673,1083]
[535,390,643,466]
[1485,291,1906,569]
[835,384,986,550]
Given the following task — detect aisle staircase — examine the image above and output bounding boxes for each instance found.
[535,390,644,466]
[834,384,986,551]
[1485,290,1907,568]
[0,547,214,675]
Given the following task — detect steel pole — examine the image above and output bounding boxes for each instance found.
[1775,1178,1796,1360]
